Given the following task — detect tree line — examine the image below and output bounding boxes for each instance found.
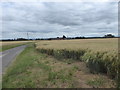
[1,34,116,41]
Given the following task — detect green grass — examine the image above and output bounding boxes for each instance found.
[87,78,105,88]
[36,62,51,71]
[2,44,38,88]
[73,65,79,71]
[0,43,28,52]
[2,44,75,88]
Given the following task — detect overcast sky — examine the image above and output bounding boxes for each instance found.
[0,1,118,39]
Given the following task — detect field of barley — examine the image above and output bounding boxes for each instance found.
[36,38,118,52]
[36,38,119,86]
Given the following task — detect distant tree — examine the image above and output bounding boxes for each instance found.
[75,37,81,39]
[104,34,115,38]
[82,36,85,39]
[63,35,66,39]
[41,39,44,40]
[48,38,52,40]
[17,38,27,41]
[75,36,85,39]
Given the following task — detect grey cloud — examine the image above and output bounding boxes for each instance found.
[1,2,118,39]
[29,30,54,33]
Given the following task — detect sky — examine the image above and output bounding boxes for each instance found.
[0,1,118,39]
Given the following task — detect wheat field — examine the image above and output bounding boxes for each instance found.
[36,38,119,81]
[36,38,118,52]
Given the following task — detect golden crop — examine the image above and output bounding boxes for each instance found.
[36,38,119,80]
[36,38,118,52]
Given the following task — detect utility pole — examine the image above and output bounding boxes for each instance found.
[27,32,29,40]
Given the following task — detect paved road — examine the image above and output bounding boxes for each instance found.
[0,45,27,73]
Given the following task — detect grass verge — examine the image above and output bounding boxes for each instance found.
[2,44,75,88]
[0,43,29,52]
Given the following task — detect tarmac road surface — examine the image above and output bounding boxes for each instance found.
[0,45,27,73]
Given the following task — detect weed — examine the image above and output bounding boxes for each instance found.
[73,65,79,71]
[37,62,51,71]
[48,72,58,81]
[87,78,105,88]
[45,61,50,64]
